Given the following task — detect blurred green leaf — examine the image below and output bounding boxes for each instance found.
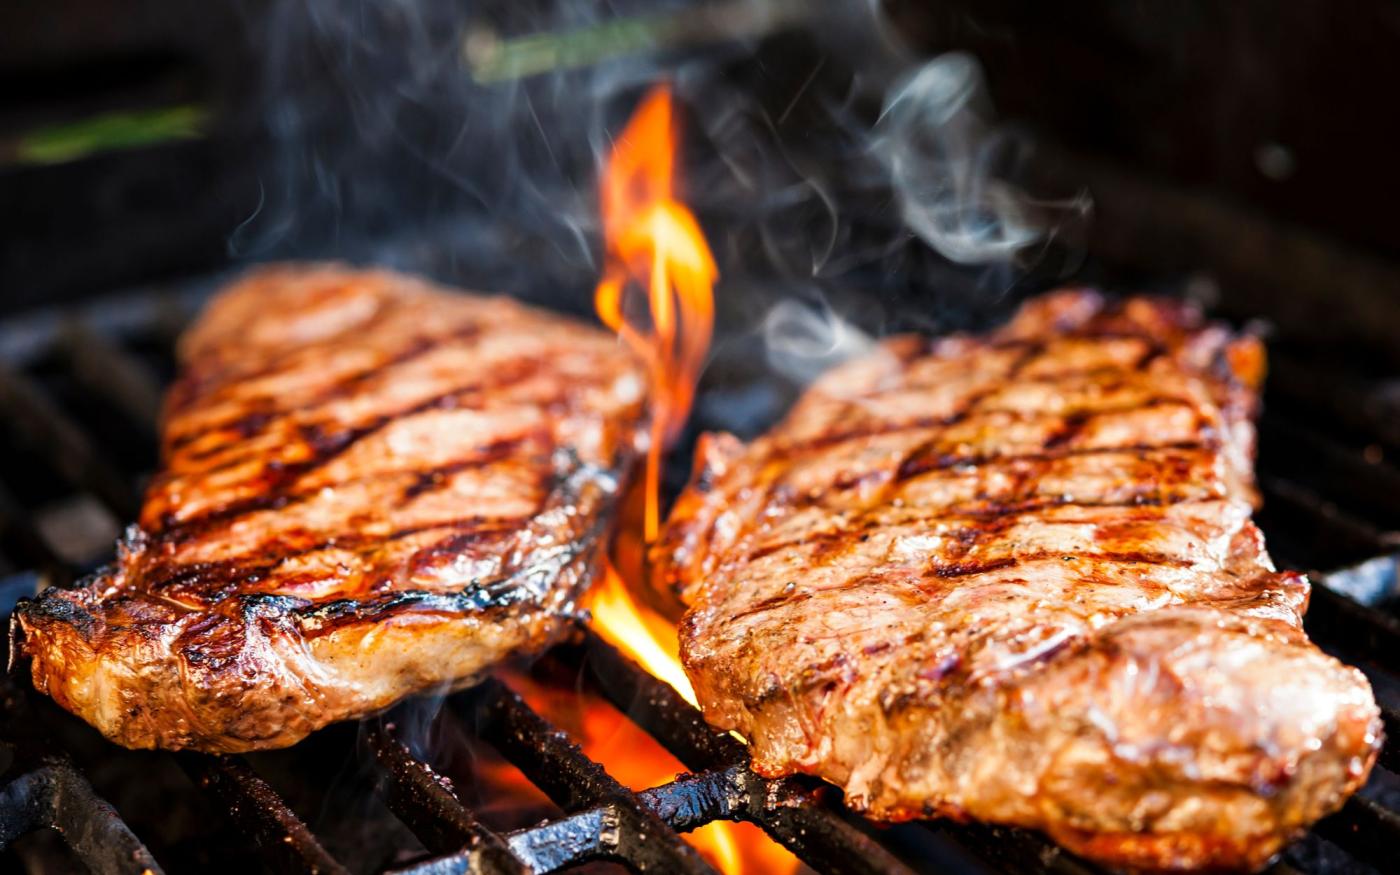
[13,104,209,166]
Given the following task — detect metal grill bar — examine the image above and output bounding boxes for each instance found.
[1260,475,1397,565]
[0,363,139,520]
[1306,583,1400,666]
[0,635,164,875]
[1382,706,1400,775]
[932,823,1099,875]
[633,766,753,831]
[381,639,921,875]
[366,721,527,872]
[1312,794,1400,872]
[0,756,164,875]
[460,677,717,874]
[59,319,164,433]
[1269,354,1400,456]
[504,772,746,873]
[176,754,348,875]
[1261,414,1400,528]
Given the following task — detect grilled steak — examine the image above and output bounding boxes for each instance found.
[16,265,646,752]
[655,291,1381,872]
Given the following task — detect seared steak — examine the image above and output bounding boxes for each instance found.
[16,265,646,752]
[655,291,1380,871]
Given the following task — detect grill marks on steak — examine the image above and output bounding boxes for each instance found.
[15,265,646,752]
[656,291,1381,872]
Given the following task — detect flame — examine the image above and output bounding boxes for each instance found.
[588,86,799,875]
[508,665,798,875]
[590,564,697,705]
[594,84,716,542]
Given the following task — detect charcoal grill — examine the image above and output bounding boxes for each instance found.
[0,271,1395,875]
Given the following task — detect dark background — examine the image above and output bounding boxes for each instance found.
[2,0,1399,355]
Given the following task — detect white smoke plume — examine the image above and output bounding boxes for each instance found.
[762,295,875,384]
[875,51,1087,266]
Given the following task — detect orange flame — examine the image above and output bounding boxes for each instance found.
[506,664,796,875]
[589,86,799,875]
[594,84,716,542]
[590,564,699,706]
[590,567,801,874]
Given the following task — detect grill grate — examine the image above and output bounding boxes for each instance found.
[0,276,1397,875]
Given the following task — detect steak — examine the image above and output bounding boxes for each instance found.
[15,265,646,752]
[654,291,1381,872]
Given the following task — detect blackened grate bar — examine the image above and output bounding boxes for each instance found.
[1312,795,1400,873]
[367,722,527,872]
[58,319,164,434]
[0,362,140,521]
[461,677,717,874]
[371,640,917,875]
[0,756,164,875]
[175,754,348,875]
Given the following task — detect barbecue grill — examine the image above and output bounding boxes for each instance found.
[5,1,1400,873]
[0,271,1395,875]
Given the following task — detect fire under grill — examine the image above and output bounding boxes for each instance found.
[0,274,1397,875]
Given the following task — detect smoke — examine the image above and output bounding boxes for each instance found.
[872,52,1091,272]
[876,53,1040,264]
[232,1,637,277]
[232,1,827,287]
[382,684,453,763]
[736,47,1095,386]
[762,295,874,384]
[231,2,1084,300]
[232,0,1094,435]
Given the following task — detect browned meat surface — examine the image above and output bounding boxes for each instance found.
[655,291,1381,872]
[16,265,646,752]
